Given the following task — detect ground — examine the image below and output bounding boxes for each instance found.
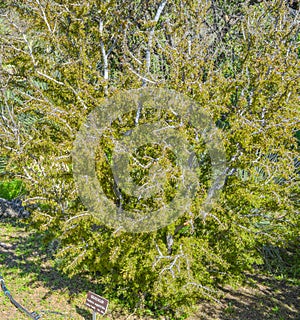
[0,219,299,320]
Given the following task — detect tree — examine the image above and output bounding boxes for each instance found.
[0,0,299,317]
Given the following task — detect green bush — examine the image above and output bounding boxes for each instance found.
[0,180,26,200]
[0,1,299,318]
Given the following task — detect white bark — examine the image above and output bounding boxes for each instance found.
[136,0,167,125]
[99,19,109,96]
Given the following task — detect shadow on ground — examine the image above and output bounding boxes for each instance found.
[194,274,300,320]
[0,218,102,319]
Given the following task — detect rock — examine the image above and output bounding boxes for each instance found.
[0,198,30,219]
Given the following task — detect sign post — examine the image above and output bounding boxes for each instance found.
[85,291,109,319]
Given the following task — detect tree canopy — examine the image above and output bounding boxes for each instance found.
[0,0,299,317]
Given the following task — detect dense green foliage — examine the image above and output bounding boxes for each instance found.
[0,180,25,200]
[0,0,299,317]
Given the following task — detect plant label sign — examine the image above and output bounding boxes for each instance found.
[85,291,109,316]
